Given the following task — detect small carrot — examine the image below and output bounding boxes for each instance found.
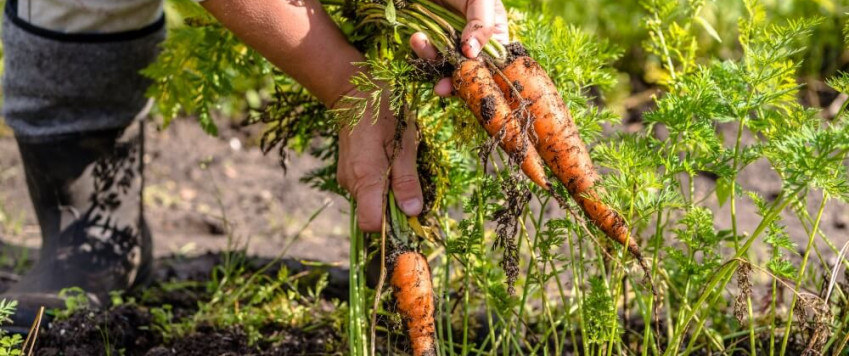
[493,55,642,260]
[452,59,549,189]
[391,251,436,356]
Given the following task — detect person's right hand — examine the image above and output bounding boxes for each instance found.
[409,0,510,96]
[336,89,423,232]
[201,0,425,233]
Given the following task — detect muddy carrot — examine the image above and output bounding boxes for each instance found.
[493,55,642,260]
[452,59,549,189]
[391,251,436,356]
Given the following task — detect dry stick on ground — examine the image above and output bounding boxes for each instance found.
[22,306,45,356]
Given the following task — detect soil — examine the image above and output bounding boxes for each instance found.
[0,116,351,263]
[0,116,354,354]
[37,304,162,356]
[31,253,348,355]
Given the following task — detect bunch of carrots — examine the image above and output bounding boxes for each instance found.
[333,1,646,354]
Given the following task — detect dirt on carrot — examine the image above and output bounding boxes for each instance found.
[452,59,550,189]
[493,54,644,263]
[390,251,436,356]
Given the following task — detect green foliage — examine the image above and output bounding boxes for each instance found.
[146,0,849,354]
[547,0,849,79]
[143,0,273,135]
[0,335,22,356]
[584,277,619,344]
[143,257,345,350]
[54,287,91,320]
[0,300,22,355]
[197,258,343,346]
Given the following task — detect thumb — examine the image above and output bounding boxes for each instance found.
[460,0,496,58]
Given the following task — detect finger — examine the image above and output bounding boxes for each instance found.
[461,0,496,58]
[391,119,424,216]
[492,1,509,44]
[351,162,390,232]
[410,32,438,60]
[434,78,453,97]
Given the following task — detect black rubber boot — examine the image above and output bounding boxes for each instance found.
[0,0,164,334]
[2,121,153,333]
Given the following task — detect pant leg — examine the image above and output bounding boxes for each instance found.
[2,0,165,141]
[1,0,164,301]
[15,0,163,34]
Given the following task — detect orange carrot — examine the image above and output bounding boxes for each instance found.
[391,252,436,356]
[494,56,642,260]
[452,59,549,189]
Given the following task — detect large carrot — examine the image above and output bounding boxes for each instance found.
[391,251,436,356]
[493,55,642,260]
[452,59,549,189]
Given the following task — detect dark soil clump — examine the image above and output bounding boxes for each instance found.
[29,253,349,355]
[37,305,161,356]
[145,324,343,355]
[505,42,528,61]
[480,95,497,123]
[144,325,251,356]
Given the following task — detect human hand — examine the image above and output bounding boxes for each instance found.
[336,89,423,232]
[408,0,509,96]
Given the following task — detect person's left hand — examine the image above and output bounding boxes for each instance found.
[408,0,510,96]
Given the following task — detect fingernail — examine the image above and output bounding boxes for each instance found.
[414,38,428,51]
[401,199,423,215]
[465,38,480,58]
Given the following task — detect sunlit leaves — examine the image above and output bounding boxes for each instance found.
[739,15,822,115]
[585,277,619,344]
[665,207,723,291]
[331,57,416,128]
[142,7,273,135]
[519,17,622,93]
[0,299,21,356]
[594,134,683,224]
[826,71,849,95]
[641,0,704,83]
[763,122,849,202]
[644,67,730,156]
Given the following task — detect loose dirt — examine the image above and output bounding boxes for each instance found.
[0,116,351,264]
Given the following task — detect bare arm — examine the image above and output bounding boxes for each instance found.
[200,0,508,232]
[201,0,423,232]
[201,0,363,106]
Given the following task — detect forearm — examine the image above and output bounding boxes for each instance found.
[201,0,364,106]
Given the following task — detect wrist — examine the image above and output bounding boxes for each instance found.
[314,52,366,107]
[325,67,390,110]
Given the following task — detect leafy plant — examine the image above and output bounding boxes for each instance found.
[143,0,849,354]
[0,300,23,356]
